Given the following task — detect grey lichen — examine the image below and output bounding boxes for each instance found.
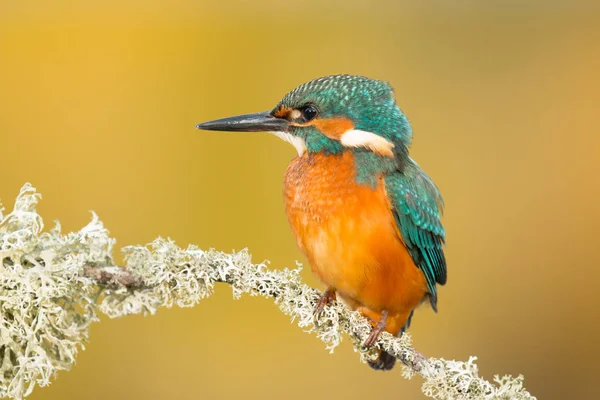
[0,184,536,400]
[0,184,110,398]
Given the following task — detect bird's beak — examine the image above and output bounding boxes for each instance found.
[196,111,289,132]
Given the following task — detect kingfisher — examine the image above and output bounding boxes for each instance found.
[196,75,446,371]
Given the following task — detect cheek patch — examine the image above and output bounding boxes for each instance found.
[311,117,355,140]
[340,129,395,157]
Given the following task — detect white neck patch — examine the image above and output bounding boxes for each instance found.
[340,129,395,157]
[271,131,306,155]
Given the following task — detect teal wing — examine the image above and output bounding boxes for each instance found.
[384,161,446,311]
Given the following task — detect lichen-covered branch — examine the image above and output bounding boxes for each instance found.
[0,184,535,400]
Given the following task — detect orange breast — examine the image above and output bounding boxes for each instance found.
[284,151,428,334]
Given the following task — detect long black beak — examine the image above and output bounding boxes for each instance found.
[196,111,289,132]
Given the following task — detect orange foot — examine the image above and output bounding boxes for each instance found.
[363,310,389,348]
[314,288,336,317]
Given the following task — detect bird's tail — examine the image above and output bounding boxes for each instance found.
[368,349,397,370]
[367,310,414,371]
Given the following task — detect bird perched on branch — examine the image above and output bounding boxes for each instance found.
[197,75,447,370]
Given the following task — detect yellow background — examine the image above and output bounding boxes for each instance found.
[1,1,599,399]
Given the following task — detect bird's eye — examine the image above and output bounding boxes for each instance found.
[301,105,318,122]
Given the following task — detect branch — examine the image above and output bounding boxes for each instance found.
[81,260,428,372]
[0,184,535,400]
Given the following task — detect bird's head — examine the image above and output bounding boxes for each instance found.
[197,74,412,158]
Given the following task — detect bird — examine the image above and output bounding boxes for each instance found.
[196,75,446,371]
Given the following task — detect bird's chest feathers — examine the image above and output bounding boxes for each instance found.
[283,152,396,284]
[284,152,368,223]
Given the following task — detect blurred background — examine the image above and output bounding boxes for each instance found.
[1,1,599,399]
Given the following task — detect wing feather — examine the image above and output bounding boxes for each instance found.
[385,161,446,310]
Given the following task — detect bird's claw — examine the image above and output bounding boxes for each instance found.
[363,310,389,348]
[313,288,336,318]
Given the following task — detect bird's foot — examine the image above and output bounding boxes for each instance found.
[314,288,336,318]
[363,310,389,348]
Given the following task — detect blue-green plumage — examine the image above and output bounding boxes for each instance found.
[350,147,446,311]
[385,159,447,311]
